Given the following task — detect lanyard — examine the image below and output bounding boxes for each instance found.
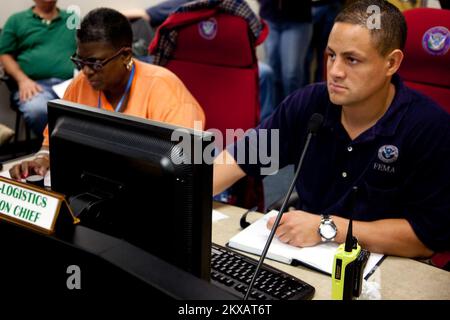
[98,63,135,112]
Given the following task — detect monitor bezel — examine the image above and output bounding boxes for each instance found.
[47,99,213,280]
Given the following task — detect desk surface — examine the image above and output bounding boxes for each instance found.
[2,158,449,300]
[212,202,450,300]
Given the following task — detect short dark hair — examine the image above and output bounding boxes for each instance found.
[335,0,407,56]
[77,8,133,50]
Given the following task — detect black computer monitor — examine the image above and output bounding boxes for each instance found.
[47,99,213,280]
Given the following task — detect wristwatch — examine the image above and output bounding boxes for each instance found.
[318,214,337,242]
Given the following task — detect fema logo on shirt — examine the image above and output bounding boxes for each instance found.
[378,145,399,164]
[198,18,218,40]
[422,26,450,56]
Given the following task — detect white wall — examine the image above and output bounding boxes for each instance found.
[0,0,260,27]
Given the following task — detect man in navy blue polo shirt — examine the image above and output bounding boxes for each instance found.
[213,0,450,258]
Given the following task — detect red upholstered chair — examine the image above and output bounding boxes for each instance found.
[399,8,450,270]
[150,8,268,211]
[399,8,450,271]
[398,8,450,113]
[151,12,266,134]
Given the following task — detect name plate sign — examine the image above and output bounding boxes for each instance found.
[0,176,78,234]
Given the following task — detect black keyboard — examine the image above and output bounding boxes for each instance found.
[210,243,315,300]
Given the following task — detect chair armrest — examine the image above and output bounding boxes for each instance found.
[265,191,299,213]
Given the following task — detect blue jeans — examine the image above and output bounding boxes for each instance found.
[305,2,342,84]
[258,61,275,122]
[264,20,313,105]
[13,78,63,136]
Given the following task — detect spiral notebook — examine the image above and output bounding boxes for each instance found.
[228,210,385,279]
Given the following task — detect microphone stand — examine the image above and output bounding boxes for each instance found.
[244,113,323,300]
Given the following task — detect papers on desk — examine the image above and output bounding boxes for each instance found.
[228,210,384,279]
[212,209,228,223]
[52,78,73,98]
[0,170,10,179]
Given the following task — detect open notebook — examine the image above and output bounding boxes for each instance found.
[228,210,384,279]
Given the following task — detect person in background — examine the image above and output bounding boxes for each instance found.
[0,0,76,137]
[121,0,185,29]
[122,0,276,122]
[305,0,344,84]
[9,8,205,180]
[213,0,450,258]
[258,0,313,105]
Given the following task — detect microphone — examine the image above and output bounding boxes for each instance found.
[244,113,324,300]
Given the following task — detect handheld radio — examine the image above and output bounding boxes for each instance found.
[331,187,370,300]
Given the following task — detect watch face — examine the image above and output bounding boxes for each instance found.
[320,223,336,240]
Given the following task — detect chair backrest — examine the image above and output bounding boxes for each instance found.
[398,8,450,113]
[398,10,450,271]
[150,9,266,135]
[149,6,267,211]
[170,13,254,68]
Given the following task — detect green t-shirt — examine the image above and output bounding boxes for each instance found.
[0,8,76,80]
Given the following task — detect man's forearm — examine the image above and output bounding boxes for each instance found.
[332,215,433,258]
[213,150,246,196]
[0,54,29,83]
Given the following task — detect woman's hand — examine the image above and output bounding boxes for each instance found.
[9,156,50,180]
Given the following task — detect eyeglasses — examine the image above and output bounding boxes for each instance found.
[70,47,127,72]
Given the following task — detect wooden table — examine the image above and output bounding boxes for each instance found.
[212,202,450,300]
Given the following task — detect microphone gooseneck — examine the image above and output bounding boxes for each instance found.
[243,113,324,300]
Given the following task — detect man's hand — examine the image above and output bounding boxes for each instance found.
[0,54,42,101]
[267,210,322,247]
[9,156,49,180]
[18,78,42,102]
